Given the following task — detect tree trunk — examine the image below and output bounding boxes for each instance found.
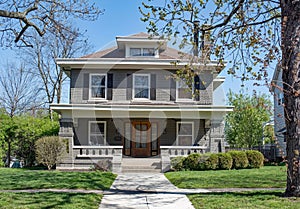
[281,0,300,197]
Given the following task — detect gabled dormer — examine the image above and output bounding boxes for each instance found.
[116,32,167,58]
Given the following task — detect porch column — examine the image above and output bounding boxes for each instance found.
[57,118,74,169]
[209,120,225,153]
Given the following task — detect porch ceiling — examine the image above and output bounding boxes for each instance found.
[51,103,233,119]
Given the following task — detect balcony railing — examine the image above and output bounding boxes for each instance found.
[160,146,207,157]
[73,146,123,157]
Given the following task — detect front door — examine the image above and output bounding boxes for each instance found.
[131,121,151,157]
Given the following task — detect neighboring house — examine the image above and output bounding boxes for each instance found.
[270,64,286,159]
[51,32,233,172]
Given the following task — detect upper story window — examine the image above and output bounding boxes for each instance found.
[89,121,106,146]
[130,48,155,57]
[90,74,106,100]
[176,79,193,101]
[133,74,150,99]
[176,122,194,146]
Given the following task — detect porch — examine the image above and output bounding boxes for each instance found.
[56,145,207,173]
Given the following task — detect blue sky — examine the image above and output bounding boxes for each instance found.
[0,0,272,100]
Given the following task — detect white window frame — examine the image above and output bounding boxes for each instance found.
[89,73,107,100]
[133,74,150,100]
[88,121,107,146]
[176,121,194,146]
[176,79,194,102]
[129,47,156,57]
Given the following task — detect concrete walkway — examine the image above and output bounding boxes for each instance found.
[99,173,196,209]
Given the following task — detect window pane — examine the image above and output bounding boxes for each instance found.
[178,88,192,99]
[90,123,104,134]
[151,123,158,150]
[177,80,192,99]
[92,75,105,86]
[130,48,141,56]
[135,75,149,86]
[143,48,155,56]
[89,135,104,145]
[91,87,105,98]
[178,123,193,135]
[178,136,192,146]
[135,88,149,98]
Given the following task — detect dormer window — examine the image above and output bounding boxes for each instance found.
[130,48,155,57]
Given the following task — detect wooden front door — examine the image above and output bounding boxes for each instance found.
[131,121,151,157]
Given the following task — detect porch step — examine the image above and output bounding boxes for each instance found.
[121,157,161,173]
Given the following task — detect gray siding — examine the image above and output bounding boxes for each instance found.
[69,69,214,104]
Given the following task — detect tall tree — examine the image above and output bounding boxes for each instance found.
[140,0,300,197]
[21,26,91,109]
[0,0,102,47]
[0,63,42,117]
[225,91,272,148]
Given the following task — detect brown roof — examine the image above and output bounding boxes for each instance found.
[82,46,189,60]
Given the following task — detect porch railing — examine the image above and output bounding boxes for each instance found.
[160,146,207,157]
[73,146,123,157]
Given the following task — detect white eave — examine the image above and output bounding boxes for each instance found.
[213,76,226,90]
[56,58,224,71]
[51,103,234,112]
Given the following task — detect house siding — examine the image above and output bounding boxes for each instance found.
[69,69,213,104]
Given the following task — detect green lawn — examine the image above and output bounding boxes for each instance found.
[0,168,116,190]
[188,190,300,209]
[165,166,286,189]
[0,192,101,209]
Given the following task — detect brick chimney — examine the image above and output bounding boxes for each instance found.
[200,26,211,61]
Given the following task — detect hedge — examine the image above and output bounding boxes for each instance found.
[227,151,249,169]
[217,153,233,170]
[246,150,264,168]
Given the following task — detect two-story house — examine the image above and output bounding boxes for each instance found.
[51,32,233,172]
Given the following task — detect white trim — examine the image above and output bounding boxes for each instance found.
[176,121,194,146]
[132,73,151,100]
[176,79,194,102]
[89,73,107,100]
[88,121,107,146]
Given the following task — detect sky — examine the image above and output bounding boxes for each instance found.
[0,0,274,102]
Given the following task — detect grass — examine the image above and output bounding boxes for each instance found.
[0,168,116,190]
[165,166,286,189]
[0,192,101,209]
[188,190,300,209]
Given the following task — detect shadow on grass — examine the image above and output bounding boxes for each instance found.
[0,192,101,209]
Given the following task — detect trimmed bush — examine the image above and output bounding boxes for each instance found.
[182,153,202,170]
[227,151,249,169]
[217,153,233,170]
[204,153,219,170]
[246,150,264,168]
[35,136,67,170]
[171,156,186,171]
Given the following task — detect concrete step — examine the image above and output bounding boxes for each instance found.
[121,157,162,173]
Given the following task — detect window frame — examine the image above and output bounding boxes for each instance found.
[176,79,194,102]
[88,121,107,146]
[89,73,107,100]
[129,47,156,57]
[176,121,194,146]
[133,73,151,100]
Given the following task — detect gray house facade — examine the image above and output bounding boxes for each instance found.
[51,33,233,172]
[271,65,287,158]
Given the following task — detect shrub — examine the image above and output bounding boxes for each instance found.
[227,151,249,169]
[246,150,264,168]
[203,153,219,170]
[171,156,186,171]
[35,136,67,170]
[217,153,233,170]
[182,153,202,170]
[92,159,112,171]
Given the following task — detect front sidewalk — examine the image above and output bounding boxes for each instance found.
[99,173,195,209]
